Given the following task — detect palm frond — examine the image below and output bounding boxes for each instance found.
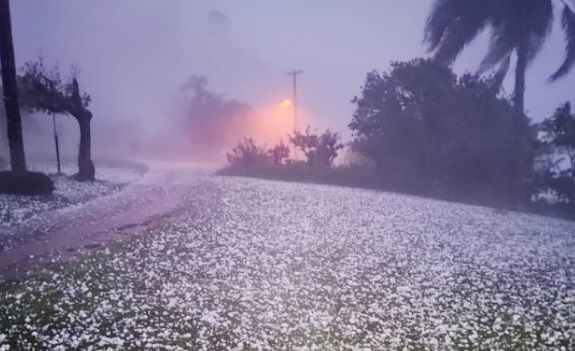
[435,15,490,64]
[550,3,575,81]
[480,25,518,71]
[480,0,553,70]
[525,0,554,63]
[424,0,456,51]
[425,0,490,64]
[490,54,511,90]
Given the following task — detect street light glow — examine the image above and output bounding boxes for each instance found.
[280,99,293,108]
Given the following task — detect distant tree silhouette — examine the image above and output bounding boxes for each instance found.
[350,59,536,204]
[289,127,343,167]
[227,137,270,167]
[541,102,575,171]
[536,102,575,204]
[180,75,251,155]
[425,0,575,113]
[0,0,27,173]
[19,60,95,181]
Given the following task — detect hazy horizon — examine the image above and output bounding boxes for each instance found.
[8,0,575,161]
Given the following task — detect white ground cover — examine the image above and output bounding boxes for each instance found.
[1,175,574,350]
[0,163,141,230]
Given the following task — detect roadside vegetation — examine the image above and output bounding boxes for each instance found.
[221,59,575,219]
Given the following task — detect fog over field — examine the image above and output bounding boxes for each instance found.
[7,0,575,163]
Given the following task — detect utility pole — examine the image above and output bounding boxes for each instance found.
[285,70,303,132]
[52,114,61,175]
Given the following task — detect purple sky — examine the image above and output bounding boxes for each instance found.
[10,0,575,144]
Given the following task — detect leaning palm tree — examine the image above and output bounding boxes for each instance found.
[425,0,575,114]
[0,0,27,172]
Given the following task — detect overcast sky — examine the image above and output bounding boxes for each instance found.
[10,0,575,142]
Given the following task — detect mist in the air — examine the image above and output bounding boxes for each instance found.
[4,0,574,166]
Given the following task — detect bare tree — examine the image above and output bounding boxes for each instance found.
[19,60,95,181]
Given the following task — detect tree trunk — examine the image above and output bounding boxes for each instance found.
[0,0,26,173]
[75,113,94,181]
[514,43,528,115]
[70,79,95,181]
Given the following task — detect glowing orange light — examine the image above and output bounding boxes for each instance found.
[280,99,293,108]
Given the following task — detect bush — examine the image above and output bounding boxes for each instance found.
[289,127,344,167]
[269,141,290,165]
[0,171,55,195]
[220,157,381,189]
[227,137,271,168]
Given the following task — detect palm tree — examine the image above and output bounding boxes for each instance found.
[0,0,27,172]
[425,0,575,114]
